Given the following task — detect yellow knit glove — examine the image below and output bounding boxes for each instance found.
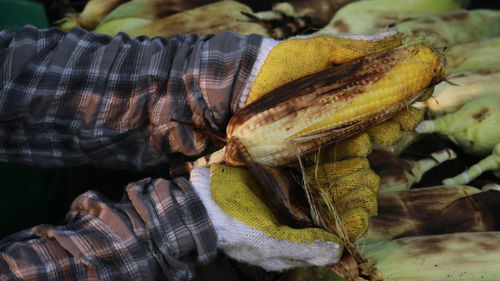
[246,30,403,105]
[304,157,379,242]
[190,165,343,271]
[303,107,424,242]
[312,107,425,162]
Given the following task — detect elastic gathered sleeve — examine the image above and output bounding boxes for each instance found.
[0,177,217,281]
[0,26,262,169]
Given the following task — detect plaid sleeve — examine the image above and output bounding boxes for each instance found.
[0,177,217,281]
[0,25,262,169]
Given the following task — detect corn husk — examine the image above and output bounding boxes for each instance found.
[365,185,481,243]
[286,231,500,281]
[421,68,500,116]
[224,45,443,167]
[94,17,153,36]
[417,95,500,155]
[94,0,225,35]
[189,21,269,37]
[395,9,500,47]
[445,37,500,74]
[128,1,257,38]
[100,0,217,24]
[363,232,500,281]
[58,0,125,31]
[368,148,456,193]
[273,0,359,28]
[319,0,468,35]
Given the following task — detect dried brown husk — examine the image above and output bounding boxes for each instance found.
[368,148,456,193]
[276,0,360,28]
[365,185,484,243]
[128,1,256,38]
[101,0,219,24]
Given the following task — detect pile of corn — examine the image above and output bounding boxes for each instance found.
[313,1,500,280]
[59,0,271,37]
[58,1,500,280]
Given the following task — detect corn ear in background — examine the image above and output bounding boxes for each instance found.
[363,232,500,281]
[273,0,358,28]
[422,68,500,116]
[58,0,125,31]
[225,45,443,166]
[185,21,269,37]
[94,17,153,36]
[368,148,456,194]
[128,1,260,38]
[445,37,500,74]
[417,95,500,155]
[319,0,468,35]
[395,9,500,47]
[364,185,480,243]
[78,0,126,30]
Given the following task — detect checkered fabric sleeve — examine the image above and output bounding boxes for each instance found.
[0,25,262,169]
[0,176,217,281]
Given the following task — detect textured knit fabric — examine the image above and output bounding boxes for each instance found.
[190,167,341,271]
[0,25,262,169]
[0,177,217,281]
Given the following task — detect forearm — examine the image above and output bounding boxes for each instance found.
[0,177,217,281]
[0,26,263,169]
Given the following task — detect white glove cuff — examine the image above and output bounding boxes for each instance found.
[237,38,279,110]
[190,167,341,271]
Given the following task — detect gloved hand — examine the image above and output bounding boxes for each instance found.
[190,164,342,271]
[416,95,500,185]
[243,28,403,106]
[190,29,426,270]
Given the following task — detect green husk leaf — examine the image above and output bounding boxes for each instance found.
[445,37,500,74]
[319,0,468,35]
[363,232,500,281]
[395,9,500,47]
[94,17,153,36]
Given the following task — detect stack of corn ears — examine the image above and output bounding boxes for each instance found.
[319,0,470,35]
[58,0,126,31]
[90,0,270,37]
[368,148,456,194]
[284,186,500,281]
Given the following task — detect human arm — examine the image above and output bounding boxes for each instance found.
[0,25,262,169]
[0,176,216,281]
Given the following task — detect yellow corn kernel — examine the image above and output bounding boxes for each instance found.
[292,45,441,139]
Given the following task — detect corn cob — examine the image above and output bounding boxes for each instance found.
[188,21,269,37]
[422,68,500,116]
[94,17,153,36]
[417,95,500,155]
[286,231,500,281]
[272,0,358,29]
[363,232,500,281]
[395,9,500,47]
[128,1,255,38]
[365,185,481,243]
[224,45,443,167]
[445,37,500,74]
[368,148,456,194]
[319,0,468,35]
[58,0,125,31]
[99,0,216,24]
[94,0,222,35]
